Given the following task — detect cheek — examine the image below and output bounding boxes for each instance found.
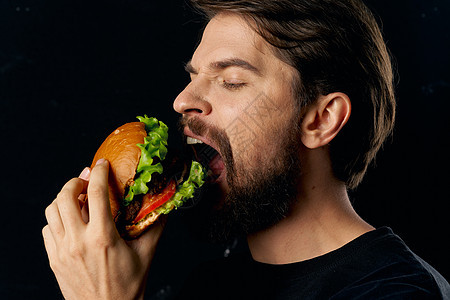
[230,95,290,145]
[215,85,296,164]
[215,100,256,158]
[225,112,284,169]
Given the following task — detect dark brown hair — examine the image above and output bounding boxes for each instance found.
[190,0,396,189]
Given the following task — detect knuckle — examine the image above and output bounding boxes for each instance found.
[48,258,59,273]
[56,190,75,205]
[88,230,116,250]
[67,242,84,259]
[57,249,66,264]
[42,225,49,237]
[54,237,86,265]
[44,205,61,231]
[57,178,83,200]
[44,205,53,220]
[93,234,113,249]
[56,189,70,201]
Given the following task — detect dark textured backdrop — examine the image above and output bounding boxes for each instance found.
[1,0,449,299]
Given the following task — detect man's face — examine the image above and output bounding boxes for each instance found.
[174,13,302,242]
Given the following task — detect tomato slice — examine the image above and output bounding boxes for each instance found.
[133,179,176,223]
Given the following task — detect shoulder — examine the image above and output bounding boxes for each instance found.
[332,279,449,299]
[331,229,450,299]
[331,271,448,299]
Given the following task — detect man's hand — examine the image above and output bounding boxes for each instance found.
[42,159,165,299]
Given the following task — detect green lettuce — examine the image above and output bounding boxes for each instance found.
[123,115,205,212]
[155,161,205,215]
[123,115,169,206]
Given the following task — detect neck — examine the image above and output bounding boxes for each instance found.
[247,149,374,264]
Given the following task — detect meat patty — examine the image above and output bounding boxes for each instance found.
[119,148,189,224]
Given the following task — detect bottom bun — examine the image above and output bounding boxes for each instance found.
[124,210,162,239]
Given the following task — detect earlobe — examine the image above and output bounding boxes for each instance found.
[300,93,351,149]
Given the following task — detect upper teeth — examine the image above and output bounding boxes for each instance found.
[187,137,204,144]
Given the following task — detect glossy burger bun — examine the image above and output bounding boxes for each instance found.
[90,122,147,236]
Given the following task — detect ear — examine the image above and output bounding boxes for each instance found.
[300,92,351,149]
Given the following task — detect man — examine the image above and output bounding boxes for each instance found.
[43,0,450,299]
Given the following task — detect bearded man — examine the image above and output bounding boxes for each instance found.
[43,0,450,299]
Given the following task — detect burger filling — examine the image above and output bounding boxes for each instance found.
[119,115,205,227]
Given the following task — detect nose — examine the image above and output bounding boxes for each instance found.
[173,82,212,116]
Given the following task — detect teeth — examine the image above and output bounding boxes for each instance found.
[187,137,204,145]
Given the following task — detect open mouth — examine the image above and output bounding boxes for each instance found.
[186,137,225,183]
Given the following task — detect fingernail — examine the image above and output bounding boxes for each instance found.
[95,158,107,166]
[79,167,91,180]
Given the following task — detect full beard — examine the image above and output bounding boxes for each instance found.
[180,115,302,244]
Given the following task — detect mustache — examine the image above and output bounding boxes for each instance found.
[178,115,209,137]
[178,116,235,174]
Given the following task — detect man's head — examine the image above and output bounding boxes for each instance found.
[188,0,396,189]
[176,13,303,241]
[174,0,395,241]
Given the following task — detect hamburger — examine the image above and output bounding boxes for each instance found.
[90,115,205,239]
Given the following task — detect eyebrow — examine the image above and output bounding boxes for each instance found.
[184,58,262,76]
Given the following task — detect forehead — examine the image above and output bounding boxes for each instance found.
[191,13,273,69]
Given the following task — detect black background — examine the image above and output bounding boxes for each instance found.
[1,0,449,299]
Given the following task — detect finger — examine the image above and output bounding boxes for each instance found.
[42,225,58,269]
[78,194,86,208]
[87,159,114,227]
[79,167,91,181]
[56,178,89,232]
[45,201,65,240]
[78,167,91,207]
[81,200,89,223]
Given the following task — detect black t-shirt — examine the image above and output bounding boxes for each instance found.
[178,227,450,299]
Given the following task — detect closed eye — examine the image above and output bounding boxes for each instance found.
[222,81,246,90]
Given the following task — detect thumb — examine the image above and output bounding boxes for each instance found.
[127,216,167,266]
